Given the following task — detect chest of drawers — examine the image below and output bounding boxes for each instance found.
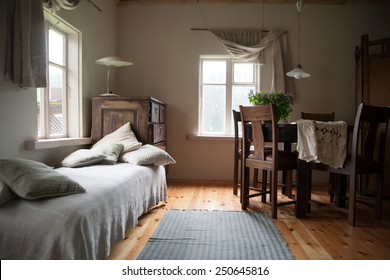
[91,96,166,147]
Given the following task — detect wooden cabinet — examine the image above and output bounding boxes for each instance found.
[91,96,166,148]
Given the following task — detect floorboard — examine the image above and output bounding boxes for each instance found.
[108,182,390,260]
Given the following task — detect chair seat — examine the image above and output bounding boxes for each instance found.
[247,151,297,171]
[329,155,381,175]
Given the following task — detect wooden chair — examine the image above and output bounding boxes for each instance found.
[232,110,243,195]
[300,112,335,122]
[240,104,297,219]
[300,111,336,203]
[233,110,267,197]
[305,103,390,226]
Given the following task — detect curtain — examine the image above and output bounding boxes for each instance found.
[42,0,81,12]
[5,0,47,88]
[210,29,295,97]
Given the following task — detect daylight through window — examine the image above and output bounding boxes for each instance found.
[199,56,260,135]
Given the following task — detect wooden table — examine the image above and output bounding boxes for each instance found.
[262,122,350,218]
[262,123,309,218]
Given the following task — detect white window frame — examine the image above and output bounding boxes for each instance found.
[36,11,83,141]
[27,11,89,149]
[198,55,260,136]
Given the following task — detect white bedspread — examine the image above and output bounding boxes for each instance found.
[0,163,167,260]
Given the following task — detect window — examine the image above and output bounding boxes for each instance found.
[199,56,260,135]
[37,11,82,140]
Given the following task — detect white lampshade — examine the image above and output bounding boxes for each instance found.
[95,56,133,67]
[286,64,311,79]
[95,56,133,96]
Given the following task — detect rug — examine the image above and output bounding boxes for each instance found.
[137,210,294,260]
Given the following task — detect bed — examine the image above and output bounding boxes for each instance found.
[0,106,174,259]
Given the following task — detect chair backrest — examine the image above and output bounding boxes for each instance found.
[301,112,335,121]
[352,103,390,167]
[232,110,242,154]
[239,104,277,162]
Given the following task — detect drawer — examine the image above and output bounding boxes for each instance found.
[150,102,160,123]
[149,124,165,144]
[159,105,165,123]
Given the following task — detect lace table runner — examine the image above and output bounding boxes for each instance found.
[297,119,348,168]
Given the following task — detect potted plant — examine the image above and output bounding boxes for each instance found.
[248,90,293,122]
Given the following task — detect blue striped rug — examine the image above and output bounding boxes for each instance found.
[137,210,294,260]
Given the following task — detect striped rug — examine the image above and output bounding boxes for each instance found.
[137,210,294,260]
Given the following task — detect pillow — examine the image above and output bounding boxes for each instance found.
[93,122,142,153]
[119,144,176,166]
[0,158,85,200]
[0,180,17,206]
[61,149,106,167]
[91,143,124,165]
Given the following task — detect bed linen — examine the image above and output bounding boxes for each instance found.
[0,163,167,260]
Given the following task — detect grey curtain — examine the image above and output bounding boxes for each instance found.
[4,0,82,88]
[211,29,295,97]
[5,0,47,88]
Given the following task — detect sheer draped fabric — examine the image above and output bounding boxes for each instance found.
[210,29,295,97]
[42,0,81,12]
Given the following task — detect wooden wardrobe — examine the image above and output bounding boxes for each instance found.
[355,34,390,196]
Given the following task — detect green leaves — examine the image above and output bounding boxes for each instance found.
[248,90,293,122]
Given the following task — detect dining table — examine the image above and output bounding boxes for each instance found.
[261,121,350,219]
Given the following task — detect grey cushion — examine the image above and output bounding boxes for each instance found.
[91,143,124,165]
[61,149,106,167]
[0,180,17,205]
[0,158,85,200]
[119,144,176,166]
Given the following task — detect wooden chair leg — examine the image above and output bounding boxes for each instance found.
[261,170,267,203]
[375,172,384,220]
[253,168,258,190]
[233,157,239,195]
[271,170,278,219]
[241,165,250,210]
[348,174,357,226]
[329,173,335,203]
[285,170,293,198]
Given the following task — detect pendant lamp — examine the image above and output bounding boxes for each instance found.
[286,0,310,79]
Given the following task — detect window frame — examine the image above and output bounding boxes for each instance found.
[38,24,69,139]
[37,11,83,141]
[198,55,260,136]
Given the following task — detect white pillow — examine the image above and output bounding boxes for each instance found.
[93,122,142,153]
[0,180,17,206]
[91,143,124,165]
[61,149,106,167]
[119,144,176,166]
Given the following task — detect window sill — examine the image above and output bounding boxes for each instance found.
[25,137,92,150]
[187,134,234,142]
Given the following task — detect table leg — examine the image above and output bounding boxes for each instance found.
[296,159,310,218]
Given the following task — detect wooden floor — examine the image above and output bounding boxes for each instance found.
[108,182,390,260]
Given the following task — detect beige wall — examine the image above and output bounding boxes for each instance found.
[116,3,390,182]
[1,2,389,183]
[0,0,118,166]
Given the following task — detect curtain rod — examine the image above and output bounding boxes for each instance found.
[190,28,270,32]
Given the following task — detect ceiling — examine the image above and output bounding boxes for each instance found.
[117,0,390,5]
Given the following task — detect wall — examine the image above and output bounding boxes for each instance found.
[116,3,390,182]
[0,0,117,166]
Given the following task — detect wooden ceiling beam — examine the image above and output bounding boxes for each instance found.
[118,0,389,5]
